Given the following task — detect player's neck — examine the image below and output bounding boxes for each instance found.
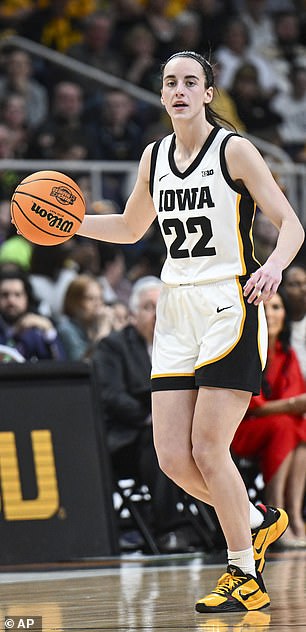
[173,120,214,157]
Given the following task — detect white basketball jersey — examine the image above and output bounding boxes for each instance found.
[149,126,260,285]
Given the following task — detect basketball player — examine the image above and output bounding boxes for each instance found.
[77,52,304,612]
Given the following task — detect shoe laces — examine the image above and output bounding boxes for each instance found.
[213,572,244,596]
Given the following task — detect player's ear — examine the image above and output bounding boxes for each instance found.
[204,87,214,104]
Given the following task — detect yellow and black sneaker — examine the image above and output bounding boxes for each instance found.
[195,565,270,613]
[252,504,289,573]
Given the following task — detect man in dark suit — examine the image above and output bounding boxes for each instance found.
[92,276,193,552]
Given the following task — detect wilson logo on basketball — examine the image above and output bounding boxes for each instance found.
[50,186,77,205]
[31,202,73,233]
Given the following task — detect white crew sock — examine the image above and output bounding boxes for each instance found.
[249,502,264,529]
[227,546,256,577]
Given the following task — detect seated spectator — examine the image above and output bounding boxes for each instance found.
[271,64,306,161]
[232,290,306,548]
[29,242,78,318]
[98,243,132,306]
[65,11,122,105]
[214,17,282,97]
[27,81,96,160]
[229,62,283,143]
[282,263,306,383]
[240,0,276,54]
[57,274,113,361]
[120,23,161,94]
[0,92,30,158]
[0,268,65,361]
[187,0,234,54]
[263,9,306,95]
[92,276,196,552]
[0,48,48,130]
[20,0,96,53]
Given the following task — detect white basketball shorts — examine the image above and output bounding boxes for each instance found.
[151,276,268,394]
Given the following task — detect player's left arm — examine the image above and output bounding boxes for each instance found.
[226,136,305,304]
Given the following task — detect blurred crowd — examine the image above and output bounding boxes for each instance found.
[0,1,306,278]
[0,0,306,552]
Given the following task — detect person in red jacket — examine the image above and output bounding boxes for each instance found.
[232,289,306,547]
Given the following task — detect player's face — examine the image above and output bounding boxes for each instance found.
[0,279,28,323]
[265,293,286,340]
[161,57,213,121]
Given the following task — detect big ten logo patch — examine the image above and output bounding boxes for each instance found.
[0,430,59,520]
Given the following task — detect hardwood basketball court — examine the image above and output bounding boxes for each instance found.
[0,548,305,631]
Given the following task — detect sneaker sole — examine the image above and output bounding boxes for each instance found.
[253,509,289,573]
[195,597,270,613]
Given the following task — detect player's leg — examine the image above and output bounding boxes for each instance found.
[192,386,269,612]
[152,388,211,502]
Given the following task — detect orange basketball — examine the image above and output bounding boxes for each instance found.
[10,170,86,246]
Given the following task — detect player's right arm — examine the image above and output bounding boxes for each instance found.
[77,144,157,244]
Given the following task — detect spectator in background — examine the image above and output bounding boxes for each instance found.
[121,23,161,94]
[19,0,96,53]
[170,10,203,57]
[29,242,78,318]
[263,10,306,95]
[0,49,48,129]
[65,11,122,108]
[0,93,30,158]
[282,263,306,383]
[211,61,246,132]
[98,243,132,306]
[88,89,144,206]
[214,17,282,97]
[56,274,113,361]
[188,0,234,54]
[232,290,306,548]
[0,124,20,212]
[92,276,195,552]
[240,0,276,53]
[27,81,96,160]
[229,62,283,143]
[0,268,65,361]
[0,0,35,35]
[271,64,306,161]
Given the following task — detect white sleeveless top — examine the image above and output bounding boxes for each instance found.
[149,126,260,285]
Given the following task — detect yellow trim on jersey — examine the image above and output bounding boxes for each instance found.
[151,371,195,378]
[195,277,246,369]
[257,304,266,370]
[236,194,247,276]
[250,202,261,266]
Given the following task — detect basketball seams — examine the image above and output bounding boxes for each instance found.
[11,170,85,245]
[17,177,85,206]
[11,198,72,242]
[13,190,84,222]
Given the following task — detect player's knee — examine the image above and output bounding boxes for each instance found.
[156,446,190,485]
[192,440,222,478]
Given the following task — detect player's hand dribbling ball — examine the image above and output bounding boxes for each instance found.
[10,170,85,246]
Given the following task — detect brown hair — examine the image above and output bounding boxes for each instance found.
[63,275,102,317]
[161,50,235,129]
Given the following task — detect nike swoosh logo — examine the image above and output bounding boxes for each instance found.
[159,173,170,181]
[238,588,260,601]
[216,305,233,313]
[255,528,270,554]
